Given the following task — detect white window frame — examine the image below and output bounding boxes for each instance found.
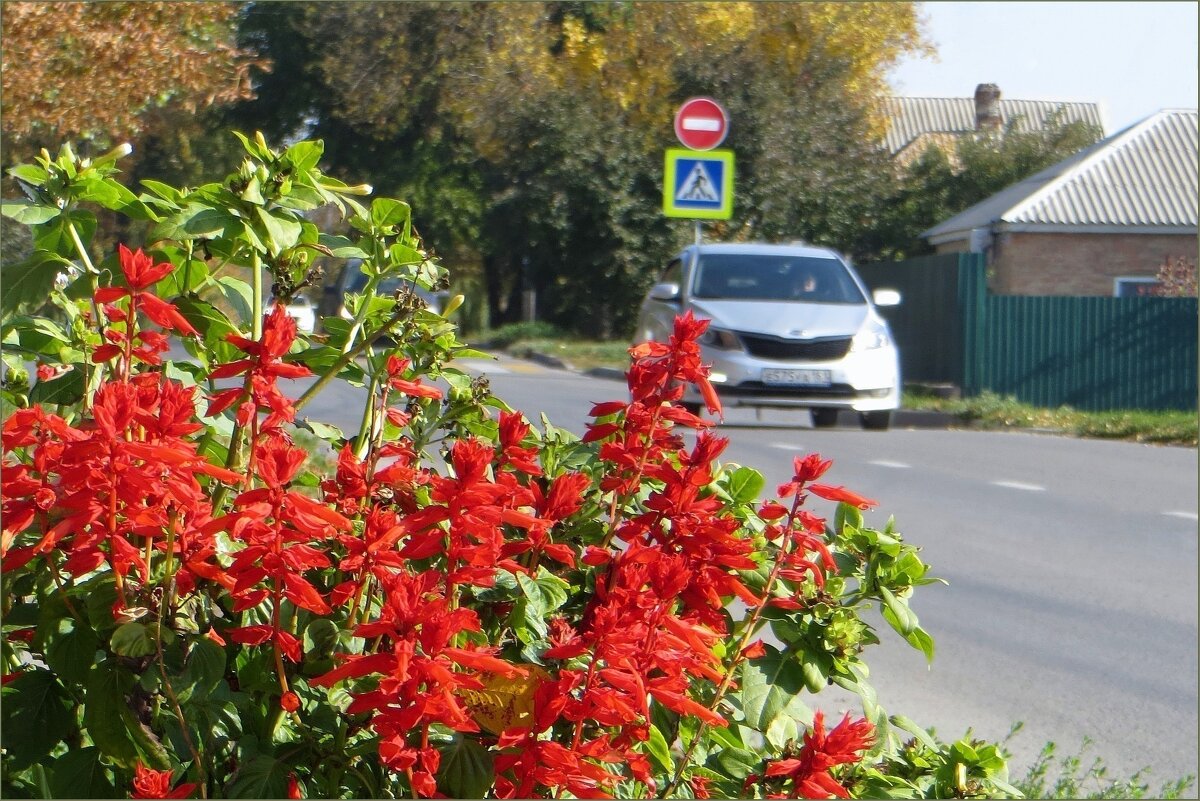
[1113,276,1158,297]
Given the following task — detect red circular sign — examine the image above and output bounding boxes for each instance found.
[674,97,729,151]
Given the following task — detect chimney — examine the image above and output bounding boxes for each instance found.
[974,83,1002,132]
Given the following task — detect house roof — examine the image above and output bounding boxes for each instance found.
[923,109,1199,243]
[882,96,1104,155]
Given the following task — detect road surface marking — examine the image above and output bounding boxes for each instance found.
[770,443,805,452]
[869,460,911,469]
[1164,511,1198,522]
[991,480,1046,492]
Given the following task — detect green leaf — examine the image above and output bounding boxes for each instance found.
[370,198,411,230]
[8,164,49,186]
[712,746,761,781]
[44,616,100,686]
[904,625,936,665]
[388,243,424,266]
[296,418,345,443]
[879,586,918,636]
[285,140,324,172]
[232,130,273,160]
[889,714,939,751]
[140,179,185,205]
[739,645,813,749]
[645,724,674,773]
[1,200,60,225]
[47,746,117,798]
[33,210,95,258]
[435,734,494,799]
[175,296,238,343]
[155,258,209,298]
[9,315,69,355]
[256,207,303,255]
[799,648,831,694]
[29,368,84,406]
[79,575,120,632]
[533,567,570,613]
[0,670,74,769]
[1,251,69,319]
[178,638,226,703]
[151,203,234,241]
[303,618,341,659]
[110,622,157,658]
[228,754,292,798]
[216,276,256,327]
[82,661,140,767]
[77,176,156,219]
[835,501,864,535]
[725,466,765,504]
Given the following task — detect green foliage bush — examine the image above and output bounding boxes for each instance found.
[2,133,1025,799]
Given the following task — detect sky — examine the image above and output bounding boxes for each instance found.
[887,2,1199,135]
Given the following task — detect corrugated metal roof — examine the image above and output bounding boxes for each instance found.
[882,96,1104,154]
[923,110,1199,240]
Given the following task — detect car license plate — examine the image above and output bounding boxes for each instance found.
[761,368,831,387]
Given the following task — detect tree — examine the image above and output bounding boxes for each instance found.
[1148,255,1198,297]
[871,113,1104,260]
[0,2,261,161]
[226,2,930,336]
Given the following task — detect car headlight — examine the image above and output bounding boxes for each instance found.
[851,321,892,352]
[699,326,742,350]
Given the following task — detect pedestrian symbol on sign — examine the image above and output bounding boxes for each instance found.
[662,148,734,220]
[677,162,719,202]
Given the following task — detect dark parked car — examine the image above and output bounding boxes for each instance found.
[319,259,448,323]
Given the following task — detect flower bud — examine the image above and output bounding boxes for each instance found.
[442,294,465,316]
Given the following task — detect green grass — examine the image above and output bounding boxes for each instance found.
[476,333,1197,446]
[1010,733,1195,799]
[904,389,1198,447]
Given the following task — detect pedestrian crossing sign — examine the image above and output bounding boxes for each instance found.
[663,148,734,219]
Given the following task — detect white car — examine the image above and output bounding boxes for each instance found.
[635,242,901,430]
[284,299,317,334]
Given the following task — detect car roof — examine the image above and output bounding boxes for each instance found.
[687,242,843,260]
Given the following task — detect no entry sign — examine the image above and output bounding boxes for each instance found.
[673,97,728,151]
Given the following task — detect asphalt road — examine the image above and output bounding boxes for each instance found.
[289,352,1198,787]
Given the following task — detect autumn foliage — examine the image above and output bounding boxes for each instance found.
[0,136,1018,798]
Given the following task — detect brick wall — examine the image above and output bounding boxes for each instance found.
[988,232,1198,295]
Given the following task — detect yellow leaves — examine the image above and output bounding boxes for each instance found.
[1,2,260,147]
[692,2,757,41]
[458,665,550,734]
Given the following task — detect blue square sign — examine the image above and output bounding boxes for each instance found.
[663,148,734,219]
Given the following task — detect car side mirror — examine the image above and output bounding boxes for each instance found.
[873,288,901,307]
[649,281,681,302]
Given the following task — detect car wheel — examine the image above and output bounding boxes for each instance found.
[811,408,839,428]
[859,411,892,431]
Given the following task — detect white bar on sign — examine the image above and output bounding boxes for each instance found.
[681,117,722,132]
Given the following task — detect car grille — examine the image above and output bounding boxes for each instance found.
[736,333,853,361]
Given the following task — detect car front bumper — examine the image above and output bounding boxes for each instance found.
[684,344,900,412]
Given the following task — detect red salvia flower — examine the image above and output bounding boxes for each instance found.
[130,762,197,799]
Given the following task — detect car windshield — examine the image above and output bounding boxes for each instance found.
[691,254,865,304]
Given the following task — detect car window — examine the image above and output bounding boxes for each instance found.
[692,254,865,304]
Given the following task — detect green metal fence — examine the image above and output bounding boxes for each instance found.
[858,253,1198,411]
[856,253,979,389]
[975,295,1198,411]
